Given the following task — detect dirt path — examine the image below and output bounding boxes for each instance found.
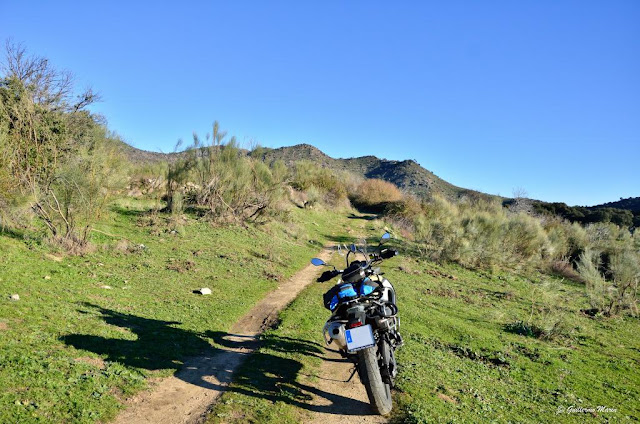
[302,348,388,424]
[114,248,334,424]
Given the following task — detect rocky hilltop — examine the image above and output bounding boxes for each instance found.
[258,144,495,201]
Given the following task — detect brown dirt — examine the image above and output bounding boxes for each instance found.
[74,356,106,369]
[113,248,335,424]
[0,322,8,331]
[301,348,388,424]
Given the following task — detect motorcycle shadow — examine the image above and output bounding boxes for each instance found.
[205,330,376,415]
[61,303,375,416]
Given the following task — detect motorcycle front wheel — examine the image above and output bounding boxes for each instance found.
[358,344,393,415]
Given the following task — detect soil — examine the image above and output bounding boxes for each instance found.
[302,347,388,424]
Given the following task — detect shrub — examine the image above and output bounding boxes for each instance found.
[389,195,552,270]
[165,123,287,222]
[0,42,116,249]
[351,179,403,209]
[577,248,639,316]
[289,160,350,208]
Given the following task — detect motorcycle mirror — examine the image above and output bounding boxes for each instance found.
[311,258,326,266]
[349,243,357,253]
[381,232,391,243]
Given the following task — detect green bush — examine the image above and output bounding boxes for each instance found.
[0,44,124,249]
[166,123,287,222]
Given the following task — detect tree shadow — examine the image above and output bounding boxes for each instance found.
[324,234,355,244]
[61,303,375,416]
[110,205,150,218]
[0,227,30,241]
[62,302,210,371]
[347,212,379,220]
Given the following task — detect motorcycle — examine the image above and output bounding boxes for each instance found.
[310,232,402,415]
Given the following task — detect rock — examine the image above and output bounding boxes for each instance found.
[44,275,51,280]
[9,294,20,301]
[195,288,212,295]
[100,285,113,290]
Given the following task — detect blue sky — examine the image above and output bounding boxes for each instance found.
[1,1,638,206]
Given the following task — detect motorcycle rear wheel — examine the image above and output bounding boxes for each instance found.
[358,345,393,415]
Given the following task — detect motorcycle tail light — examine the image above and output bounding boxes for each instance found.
[347,321,363,329]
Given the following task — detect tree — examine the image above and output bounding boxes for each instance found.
[0,40,116,249]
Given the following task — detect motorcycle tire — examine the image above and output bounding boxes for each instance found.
[379,338,395,387]
[358,345,393,415]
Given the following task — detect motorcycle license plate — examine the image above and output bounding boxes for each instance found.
[345,325,375,352]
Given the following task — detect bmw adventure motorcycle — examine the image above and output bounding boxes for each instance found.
[310,233,402,415]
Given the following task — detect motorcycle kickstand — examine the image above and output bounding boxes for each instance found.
[346,364,359,383]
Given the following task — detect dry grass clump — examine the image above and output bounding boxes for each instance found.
[351,179,403,209]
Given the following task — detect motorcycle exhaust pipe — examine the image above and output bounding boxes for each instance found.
[323,321,347,349]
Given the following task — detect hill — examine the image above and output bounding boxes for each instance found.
[255,144,498,202]
[119,141,499,201]
[590,197,640,212]
[118,141,636,219]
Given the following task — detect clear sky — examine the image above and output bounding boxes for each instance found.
[1,1,638,206]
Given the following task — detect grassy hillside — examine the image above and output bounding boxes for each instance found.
[207,234,640,423]
[0,200,354,423]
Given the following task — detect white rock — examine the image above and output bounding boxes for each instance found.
[44,275,51,280]
[100,285,113,290]
[9,294,20,301]
[197,288,212,295]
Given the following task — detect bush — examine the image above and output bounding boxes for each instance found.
[542,219,588,263]
[390,195,552,270]
[577,248,639,316]
[166,123,287,222]
[0,43,118,250]
[289,160,350,208]
[350,179,403,210]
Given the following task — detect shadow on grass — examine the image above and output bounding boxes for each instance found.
[62,303,208,371]
[61,303,374,416]
[110,205,151,218]
[347,212,379,221]
[0,227,30,241]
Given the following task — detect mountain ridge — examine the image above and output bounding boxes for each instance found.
[117,140,636,211]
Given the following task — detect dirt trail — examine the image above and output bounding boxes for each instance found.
[303,348,388,424]
[113,246,388,424]
[114,248,334,424]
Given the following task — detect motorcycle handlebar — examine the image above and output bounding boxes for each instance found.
[318,249,398,283]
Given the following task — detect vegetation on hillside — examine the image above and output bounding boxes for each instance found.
[533,201,639,228]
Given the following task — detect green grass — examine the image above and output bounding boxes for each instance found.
[0,199,354,423]
[2,204,638,423]
[206,233,640,423]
